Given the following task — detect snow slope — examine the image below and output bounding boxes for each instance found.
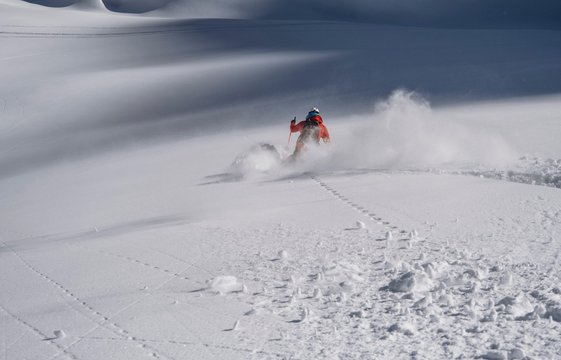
[2,3,561,360]
[14,0,561,29]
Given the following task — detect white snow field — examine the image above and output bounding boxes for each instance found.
[2,1,561,359]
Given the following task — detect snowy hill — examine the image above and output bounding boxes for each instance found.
[14,0,561,29]
[1,2,561,359]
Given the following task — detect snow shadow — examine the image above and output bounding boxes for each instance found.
[174,19,561,104]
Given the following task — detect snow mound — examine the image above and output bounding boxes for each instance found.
[498,294,534,317]
[387,271,433,293]
[53,330,66,339]
[205,275,242,294]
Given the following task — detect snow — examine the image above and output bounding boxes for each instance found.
[2,2,561,359]
[206,276,243,294]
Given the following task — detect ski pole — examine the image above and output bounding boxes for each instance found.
[288,117,296,145]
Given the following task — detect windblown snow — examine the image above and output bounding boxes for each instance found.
[1,1,561,359]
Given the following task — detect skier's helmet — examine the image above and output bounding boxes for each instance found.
[306,107,320,120]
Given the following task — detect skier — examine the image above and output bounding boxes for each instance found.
[289,107,330,159]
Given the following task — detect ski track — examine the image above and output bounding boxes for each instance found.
[75,245,199,285]
[70,242,262,358]
[158,293,241,327]
[47,253,198,360]
[161,304,220,360]
[2,226,271,358]
[147,247,216,279]
[74,243,230,289]
[75,335,287,358]
[312,175,405,232]
[0,242,176,360]
[0,304,78,360]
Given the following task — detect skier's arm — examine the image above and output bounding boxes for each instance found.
[290,120,305,133]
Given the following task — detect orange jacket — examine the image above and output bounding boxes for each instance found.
[290,115,331,142]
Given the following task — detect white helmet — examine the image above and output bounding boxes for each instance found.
[310,107,320,113]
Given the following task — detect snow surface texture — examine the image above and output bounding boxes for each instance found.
[2,2,561,360]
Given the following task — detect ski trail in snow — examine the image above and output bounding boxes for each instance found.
[311,175,400,230]
[74,244,206,286]
[0,242,175,360]
[159,293,240,325]
[58,240,237,360]
[66,234,282,357]
[148,247,216,279]
[57,252,214,360]
[0,304,78,360]
[310,174,431,247]
[161,307,220,359]
[76,335,288,358]
[50,270,187,360]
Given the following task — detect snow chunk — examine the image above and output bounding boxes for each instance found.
[497,294,534,317]
[413,293,433,309]
[387,271,433,293]
[387,272,416,292]
[422,261,449,279]
[53,330,66,340]
[206,276,242,294]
